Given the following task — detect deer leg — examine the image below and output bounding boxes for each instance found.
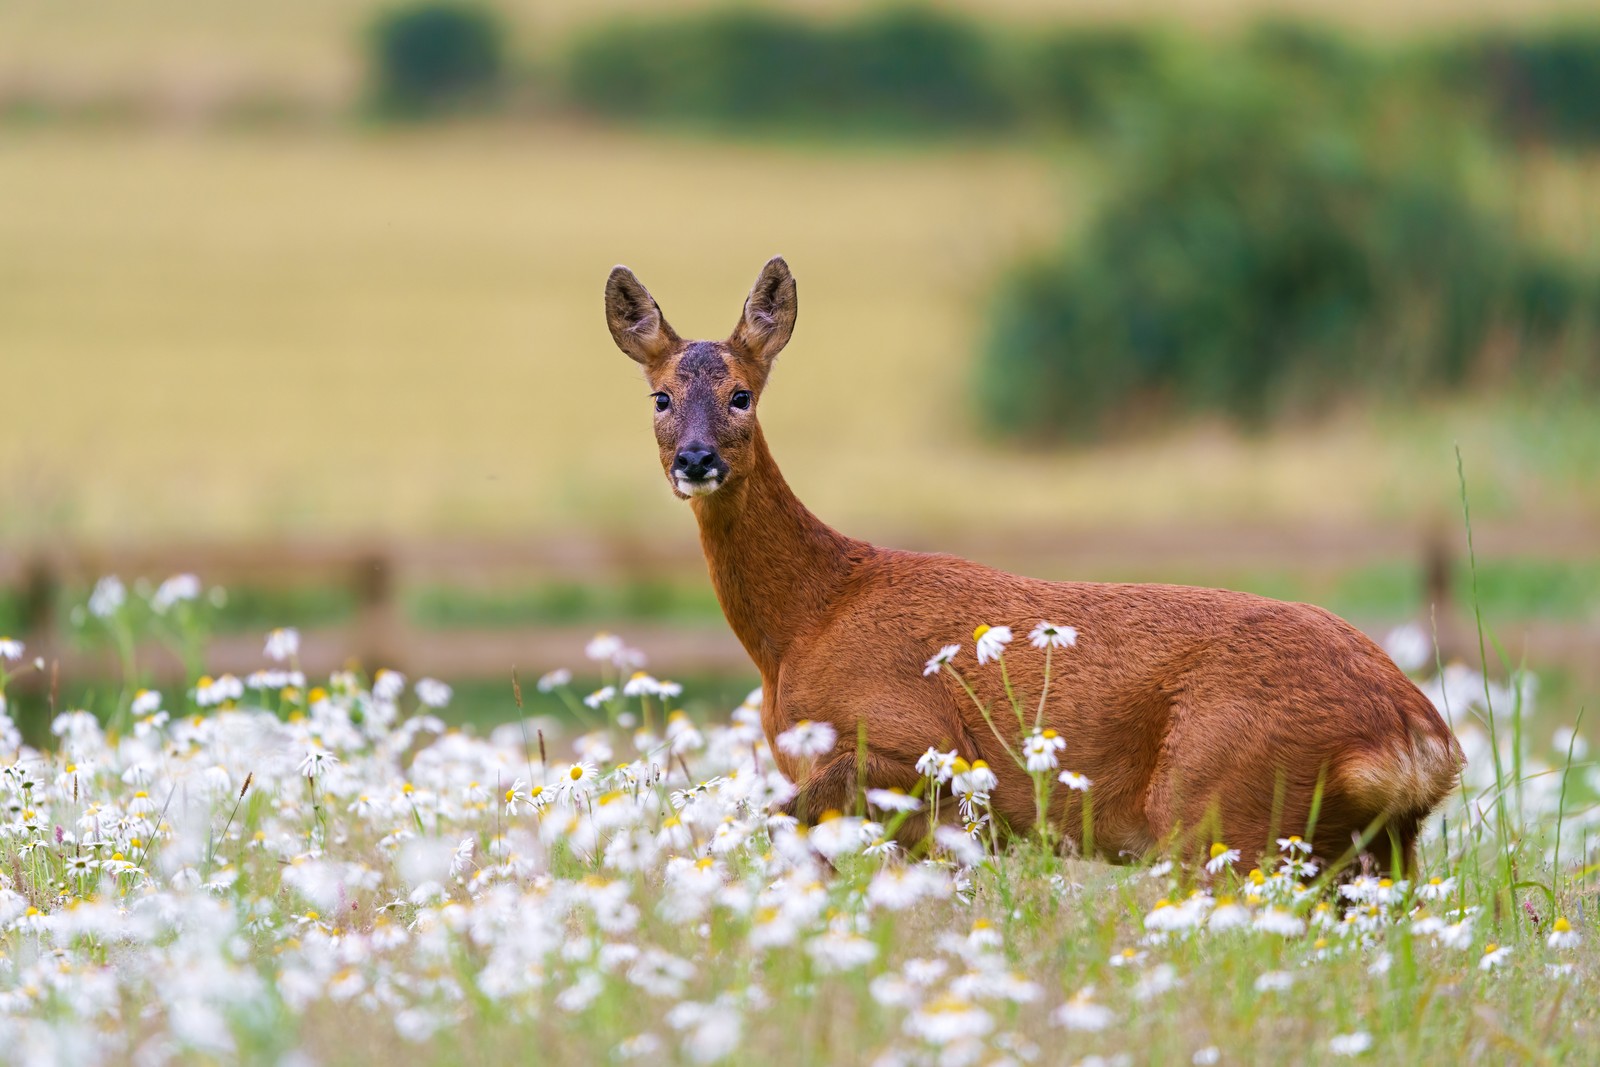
[779,749,929,845]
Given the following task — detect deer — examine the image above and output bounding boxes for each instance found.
[602,255,1463,873]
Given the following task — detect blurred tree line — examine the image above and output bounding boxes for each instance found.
[371,5,1600,437]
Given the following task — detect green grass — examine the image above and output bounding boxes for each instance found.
[6,556,1593,641]
[406,579,724,629]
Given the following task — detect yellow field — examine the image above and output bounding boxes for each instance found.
[4,125,1598,549]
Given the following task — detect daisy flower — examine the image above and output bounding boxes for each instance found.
[373,669,407,701]
[623,672,663,697]
[1028,621,1078,649]
[866,788,923,813]
[1417,875,1456,901]
[1206,842,1240,874]
[1057,770,1091,791]
[972,624,1013,665]
[1479,943,1511,971]
[536,668,572,692]
[1548,917,1580,950]
[149,573,201,614]
[415,678,452,708]
[0,637,22,662]
[88,576,126,618]
[916,747,958,783]
[297,749,339,779]
[1276,834,1312,856]
[1022,729,1065,772]
[776,720,837,759]
[1329,1032,1373,1057]
[951,760,997,797]
[924,644,960,676]
[1052,988,1113,1032]
[561,761,600,800]
[264,627,300,662]
[585,632,624,662]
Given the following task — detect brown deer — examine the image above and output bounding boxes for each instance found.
[602,255,1463,871]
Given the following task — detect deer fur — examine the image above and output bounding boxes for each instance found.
[603,255,1464,871]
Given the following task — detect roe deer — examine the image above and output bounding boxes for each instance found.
[602,255,1463,872]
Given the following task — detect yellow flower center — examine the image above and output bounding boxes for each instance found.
[569,766,584,781]
[972,624,991,640]
[1553,917,1572,933]
[1210,842,1230,859]
[1484,942,1498,954]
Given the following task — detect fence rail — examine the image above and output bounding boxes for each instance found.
[3,519,1596,686]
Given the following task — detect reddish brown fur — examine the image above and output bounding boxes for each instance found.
[603,257,1464,872]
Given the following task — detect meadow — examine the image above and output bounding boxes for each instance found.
[0,578,1593,1064]
[4,1,1600,1058]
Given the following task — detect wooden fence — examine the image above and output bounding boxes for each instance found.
[2,519,1596,687]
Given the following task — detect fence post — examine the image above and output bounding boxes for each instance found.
[20,555,58,663]
[353,549,400,677]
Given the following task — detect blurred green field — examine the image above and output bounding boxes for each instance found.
[4,0,1596,96]
[5,125,1600,548]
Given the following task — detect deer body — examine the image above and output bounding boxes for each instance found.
[604,257,1462,869]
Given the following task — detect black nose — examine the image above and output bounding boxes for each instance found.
[674,446,718,481]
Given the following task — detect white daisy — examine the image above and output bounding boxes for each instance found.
[972,624,1013,665]
[1028,621,1078,649]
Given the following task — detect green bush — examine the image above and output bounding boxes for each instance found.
[1441,30,1600,146]
[368,2,506,115]
[978,70,1597,438]
[564,8,1015,133]
[1020,27,1168,133]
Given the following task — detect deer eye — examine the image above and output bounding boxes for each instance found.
[653,393,670,413]
[730,390,752,411]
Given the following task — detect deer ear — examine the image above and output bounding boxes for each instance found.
[730,255,797,367]
[605,266,679,366]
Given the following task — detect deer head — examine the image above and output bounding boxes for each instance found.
[604,256,797,499]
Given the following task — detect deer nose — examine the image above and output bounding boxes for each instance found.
[674,446,719,481]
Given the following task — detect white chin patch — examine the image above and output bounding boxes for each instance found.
[676,476,722,497]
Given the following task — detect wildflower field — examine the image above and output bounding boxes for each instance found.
[0,576,1594,1066]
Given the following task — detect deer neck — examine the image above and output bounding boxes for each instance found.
[690,427,856,678]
